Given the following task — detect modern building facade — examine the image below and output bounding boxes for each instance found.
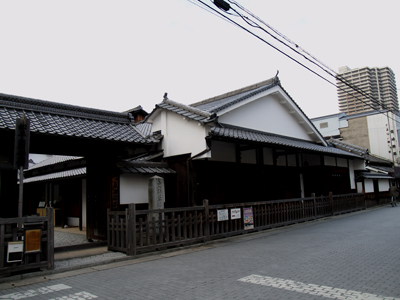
[311,110,400,166]
[337,66,398,115]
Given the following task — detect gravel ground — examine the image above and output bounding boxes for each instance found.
[54,231,88,247]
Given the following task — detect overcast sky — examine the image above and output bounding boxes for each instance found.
[1,0,399,119]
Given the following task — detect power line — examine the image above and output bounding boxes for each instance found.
[225,0,399,118]
[186,0,400,124]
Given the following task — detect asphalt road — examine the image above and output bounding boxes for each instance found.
[1,205,399,300]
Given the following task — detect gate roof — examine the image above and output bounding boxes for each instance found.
[0,93,156,144]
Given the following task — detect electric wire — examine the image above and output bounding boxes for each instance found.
[225,0,399,119]
[186,0,400,124]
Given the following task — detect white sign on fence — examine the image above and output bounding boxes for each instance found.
[230,208,241,219]
[217,209,229,221]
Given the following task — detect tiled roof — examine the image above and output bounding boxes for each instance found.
[153,78,325,144]
[357,172,393,179]
[0,93,156,144]
[135,122,153,137]
[24,167,86,183]
[28,156,82,171]
[156,99,214,123]
[24,158,175,184]
[211,126,361,158]
[329,138,392,165]
[192,83,276,114]
[328,139,367,156]
[117,161,175,174]
[127,151,164,162]
[153,79,279,124]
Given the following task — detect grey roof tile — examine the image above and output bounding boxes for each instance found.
[28,155,83,170]
[0,94,156,144]
[24,167,86,183]
[211,126,360,158]
[194,84,275,114]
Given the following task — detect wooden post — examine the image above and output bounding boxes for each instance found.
[107,209,110,249]
[46,207,54,270]
[128,204,136,256]
[203,200,210,242]
[311,193,316,218]
[329,192,334,216]
[0,224,5,268]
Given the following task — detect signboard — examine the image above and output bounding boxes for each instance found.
[25,229,42,253]
[7,241,24,262]
[230,208,241,220]
[217,209,229,221]
[243,207,254,230]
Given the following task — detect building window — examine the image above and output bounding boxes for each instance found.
[320,122,328,129]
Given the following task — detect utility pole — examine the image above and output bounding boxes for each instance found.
[14,114,30,221]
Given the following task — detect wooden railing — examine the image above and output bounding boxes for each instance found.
[108,193,365,255]
[0,208,54,277]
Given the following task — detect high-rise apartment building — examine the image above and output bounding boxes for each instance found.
[336,66,398,115]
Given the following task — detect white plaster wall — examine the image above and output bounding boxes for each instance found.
[356,182,363,193]
[210,141,235,162]
[364,179,374,193]
[120,174,152,204]
[218,94,313,141]
[352,158,366,170]
[367,114,393,161]
[348,160,355,190]
[339,118,349,130]
[312,116,343,138]
[152,110,209,158]
[379,179,390,193]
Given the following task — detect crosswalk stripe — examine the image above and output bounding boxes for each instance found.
[238,275,400,300]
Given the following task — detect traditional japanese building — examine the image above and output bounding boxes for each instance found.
[144,77,364,207]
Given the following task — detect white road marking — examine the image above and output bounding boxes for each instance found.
[0,284,72,300]
[238,274,400,300]
[47,291,98,300]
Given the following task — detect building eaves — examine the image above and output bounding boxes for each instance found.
[342,110,384,120]
[364,154,393,165]
[328,138,368,156]
[210,126,360,159]
[28,156,83,171]
[357,171,394,180]
[0,93,131,123]
[189,77,326,146]
[329,138,393,166]
[0,93,155,144]
[310,112,347,122]
[156,99,214,123]
[117,161,176,174]
[24,167,86,184]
